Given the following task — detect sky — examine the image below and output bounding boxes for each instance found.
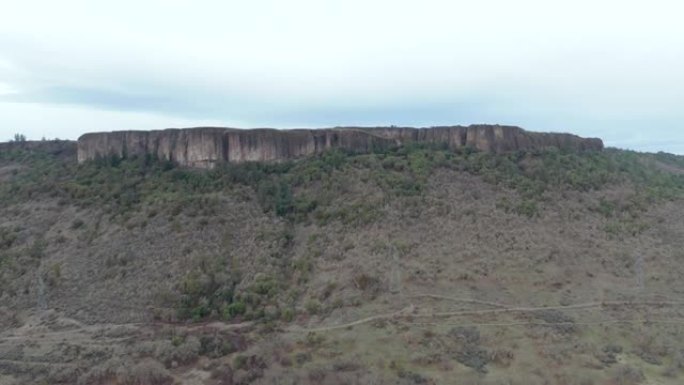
[0,0,683,153]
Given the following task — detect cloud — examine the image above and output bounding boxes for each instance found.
[0,102,234,141]
[0,0,683,152]
[0,83,17,96]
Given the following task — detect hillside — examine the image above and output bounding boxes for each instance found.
[1,138,684,385]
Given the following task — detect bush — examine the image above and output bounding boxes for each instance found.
[150,337,200,368]
[233,354,249,370]
[77,359,119,385]
[448,327,490,373]
[352,273,382,297]
[223,301,246,319]
[397,369,430,384]
[78,359,172,385]
[210,364,234,384]
[305,299,321,315]
[118,360,173,385]
[595,344,622,366]
[533,310,576,334]
[281,307,295,322]
[515,199,539,218]
[0,227,18,250]
[176,256,240,322]
[613,365,645,385]
[199,333,243,358]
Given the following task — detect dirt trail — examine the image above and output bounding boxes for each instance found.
[407,318,684,328]
[7,299,684,337]
[0,315,252,343]
[287,299,684,333]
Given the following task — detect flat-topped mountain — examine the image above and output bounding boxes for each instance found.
[77,125,604,168]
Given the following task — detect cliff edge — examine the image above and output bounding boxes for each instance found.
[77,125,604,168]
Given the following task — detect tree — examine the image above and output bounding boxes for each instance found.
[12,133,26,142]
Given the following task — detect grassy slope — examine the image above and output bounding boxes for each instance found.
[1,142,684,384]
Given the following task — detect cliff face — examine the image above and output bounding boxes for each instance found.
[77,125,604,168]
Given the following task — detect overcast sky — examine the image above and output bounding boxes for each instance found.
[1,0,683,153]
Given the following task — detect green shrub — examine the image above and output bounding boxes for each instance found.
[515,199,539,218]
[223,301,246,319]
[448,326,490,373]
[233,354,248,370]
[305,299,321,315]
[0,227,17,250]
[176,256,241,322]
[597,198,616,217]
[281,308,295,322]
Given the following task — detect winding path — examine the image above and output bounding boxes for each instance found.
[286,298,684,333]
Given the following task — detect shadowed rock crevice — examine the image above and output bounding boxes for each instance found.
[77,125,604,168]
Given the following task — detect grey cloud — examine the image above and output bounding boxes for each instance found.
[0,0,683,153]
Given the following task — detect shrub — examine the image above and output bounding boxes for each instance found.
[233,354,249,370]
[79,359,173,385]
[0,227,18,250]
[295,352,312,365]
[397,369,430,384]
[595,344,622,366]
[515,199,539,218]
[210,364,234,384]
[77,359,120,385]
[45,262,62,287]
[448,326,490,373]
[533,310,576,334]
[222,301,246,319]
[118,360,173,385]
[154,337,200,367]
[613,365,645,385]
[281,307,295,322]
[176,256,243,322]
[305,332,325,347]
[27,238,46,259]
[199,333,243,358]
[352,273,382,297]
[305,299,321,315]
[597,198,616,217]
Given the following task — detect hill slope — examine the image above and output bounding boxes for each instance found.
[1,140,684,384]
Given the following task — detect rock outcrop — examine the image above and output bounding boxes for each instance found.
[77,125,603,168]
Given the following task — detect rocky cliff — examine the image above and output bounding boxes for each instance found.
[77,125,603,168]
